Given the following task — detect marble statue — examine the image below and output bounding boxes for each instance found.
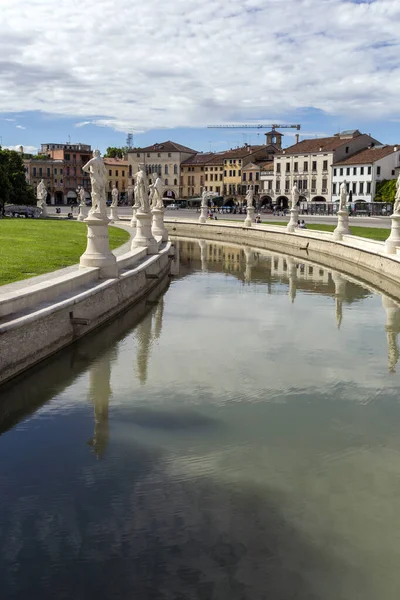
[152,175,164,209]
[36,179,47,208]
[79,187,86,206]
[82,150,107,218]
[394,174,400,216]
[290,184,300,210]
[111,185,119,207]
[201,187,209,208]
[245,186,254,207]
[135,164,150,212]
[339,181,348,211]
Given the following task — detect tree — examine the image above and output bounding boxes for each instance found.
[104,146,129,159]
[375,179,397,204]
[0,147,35,216]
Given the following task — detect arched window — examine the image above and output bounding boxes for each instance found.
[174,179,177,186]
[165,165,168,175]
[174,164,178,174]
[165,179,168,186]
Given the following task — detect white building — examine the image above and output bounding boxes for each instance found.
[332,144,400,205]
[264,130,380,209]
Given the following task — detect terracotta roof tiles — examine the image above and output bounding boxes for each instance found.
[334,145,399,165]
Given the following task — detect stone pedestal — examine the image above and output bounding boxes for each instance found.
[199,205,208,224]
[130,204,139,228]
[77,204,88,221]
[333,209,351,240]
[79,215,118,278]
[244,205,255,227]
[151,207,168,242]
[37,202,48,218]
[286,207,299,233]
[132,211,158,254]
[385,214,400,254]
[109,206,119,222]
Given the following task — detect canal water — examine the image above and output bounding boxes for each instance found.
[1,239,400,600]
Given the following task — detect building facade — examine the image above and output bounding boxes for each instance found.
[104,157,128,203]
[271,130,380,208]
[332,145,400,204]
[24,143,92,204]
[222,144,279,198]
[181,153,216,198]
[127,141,197,202]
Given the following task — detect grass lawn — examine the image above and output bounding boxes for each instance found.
[262,221,390,242]
[0,219,130,286]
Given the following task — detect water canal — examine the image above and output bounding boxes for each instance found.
[1,239,400,600]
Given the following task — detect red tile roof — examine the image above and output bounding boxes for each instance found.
[282,135,361,155]
[181,153,216,166]
[129,140,197,154]
[334,145,399,165]
[220,145,266,159]
[103,157,128,165]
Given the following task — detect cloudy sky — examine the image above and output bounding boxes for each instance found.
[1,0,400,153]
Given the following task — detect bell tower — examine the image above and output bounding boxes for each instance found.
[265,129,283,150]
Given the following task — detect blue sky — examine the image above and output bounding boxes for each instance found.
[1,0,400,154]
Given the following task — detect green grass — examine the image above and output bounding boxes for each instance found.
[262,221,390,242]
[0,219,130,285]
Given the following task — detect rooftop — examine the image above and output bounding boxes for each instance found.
[282,131,364,155]
[220,145,266,159]
[181,152,216,166]
[103,157,128,166]
[334,144,399,166]
[129,140,197,154]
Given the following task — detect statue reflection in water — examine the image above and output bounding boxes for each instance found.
[136,296,165,385]
[332,271,347,330]
[87,348,117,459]
[382,295,400,373]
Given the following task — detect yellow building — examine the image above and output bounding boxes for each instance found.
[103,157,128,203]
[222,144,277,199]
[181,153,214,198]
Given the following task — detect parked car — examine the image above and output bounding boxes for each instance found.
[167,203,179,209]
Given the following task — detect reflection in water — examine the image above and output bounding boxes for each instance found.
[2,239,400,599]
[382,295,400,373]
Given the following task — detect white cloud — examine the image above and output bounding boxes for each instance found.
[16,124,25,129]
[0,0,399,133]
[74,121,91,128]
[4,144,38,154]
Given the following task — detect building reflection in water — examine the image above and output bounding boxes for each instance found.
[382,295,400,373]
[244,247,257,284]
[87,349,117,459]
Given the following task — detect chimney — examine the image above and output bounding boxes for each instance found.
[319,147,322,152]
[19,145,23,154]
[295,134,299,144]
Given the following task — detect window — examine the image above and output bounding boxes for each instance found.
[322,178,327,191]
[243,173,247,181]
[65,153,70,160]
[224,170,227,176]
[312,161,317,171]
[60,169,63,175]
[33,167,36,176]
[303,179,307,190]
[286,163,290,173]
[249,172,253,181]
[392,170,395,176]
[285,180,290,192]
[346,168,350,176]
[332,183,337,195]
[205,174,208,181]
[268,180,272,190]
[304,161,308,172]
[174,179,177,185]
[346,146,349,154]
[115,181,119,189]
[165,178,168,185]
[256,172,259,180]
[238,160,241,165]
[323,160,328,171]
[168,153,171,157]
[157,153,161,157]
[39,167,43,176]
[174,164,178,174]
[238,170,241,177]
[233,170,236,176]
[346,182,350,193]
[276,163,281,173]
[367,182,371,194]
[294,162,298,172]
[352,182,356,193]
[220,174,223,181]
[276,180,280,192]
[353,167,357,176]
[359,182,364,194]
[116,170,118,176]
[122,170,125,177]
[109,169,112,176]
[47,168,50,176]
[377,166,381,175]
[165,165,168,174]
[340,168,343,176]
[360,167,364,175]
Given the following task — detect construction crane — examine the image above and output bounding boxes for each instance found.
[207,124,301,130]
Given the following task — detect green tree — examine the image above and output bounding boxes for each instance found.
[0,147,35,216]
[375,179,397,204]
[104,146,129,159]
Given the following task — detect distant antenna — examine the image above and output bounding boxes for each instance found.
[126,133,133,148]
[67,135,71,144]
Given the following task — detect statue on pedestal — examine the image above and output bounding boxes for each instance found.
[290,184,300,210]
[79,187,86,206]
[245,186,254,208]
[201,187,209,209]
[136,164,150,213]
[339,181,348,211]
[82,150,107,219]
[151,175,164,209]
[393,174,400,216]
[36,179,47,209]
[111,185,119,207]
